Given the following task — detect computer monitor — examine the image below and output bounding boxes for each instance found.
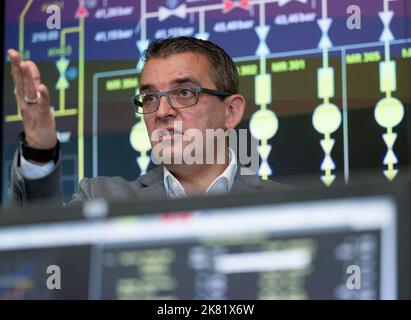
[0,182,409,300]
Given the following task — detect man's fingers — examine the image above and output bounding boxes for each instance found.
[7,49,22,66]
[21,61,39,101]
[8,49,27,111]
[8,49,21,60]
[26,61,41,87]
[8,49,51,113]
[8,49,24,94]
[38,84,51,109]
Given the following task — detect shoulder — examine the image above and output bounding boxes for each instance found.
[79,166,164,190]
[77,176,137,199]
[260,177,295,191]
[73,166,165,203]
[232,167,294,193]
[79,175,130,188]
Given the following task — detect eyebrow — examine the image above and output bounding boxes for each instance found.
[139,83,155,92]
[172,76,201,87]
[140,76,202,93]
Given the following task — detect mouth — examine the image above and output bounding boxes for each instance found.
[157,128,183,141]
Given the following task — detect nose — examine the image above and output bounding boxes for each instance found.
[155,94,177,121]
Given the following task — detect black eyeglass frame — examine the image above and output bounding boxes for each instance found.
[130,85,234,114]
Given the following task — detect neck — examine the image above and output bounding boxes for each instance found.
[165,150,230,196]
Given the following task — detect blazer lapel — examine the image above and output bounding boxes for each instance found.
[136,166,168,200]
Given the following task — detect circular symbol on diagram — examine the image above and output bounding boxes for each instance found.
[249,109,279,141]
[312,103,342,135]
[129,120,152,153]
[374,97,404,129]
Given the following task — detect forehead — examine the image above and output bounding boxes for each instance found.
[140,52,214,89]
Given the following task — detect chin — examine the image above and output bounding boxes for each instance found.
[151,141,185,166]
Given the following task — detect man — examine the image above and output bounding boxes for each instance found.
[7,37,286,206]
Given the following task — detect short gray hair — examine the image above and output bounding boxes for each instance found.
[142,37,239,95]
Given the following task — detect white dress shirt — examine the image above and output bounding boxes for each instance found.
[19,156,55,180]
[163,148,238,199]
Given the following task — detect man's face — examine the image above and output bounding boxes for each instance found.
[140,52,229,165]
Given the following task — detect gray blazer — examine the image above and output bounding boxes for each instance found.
[8,151,288,206]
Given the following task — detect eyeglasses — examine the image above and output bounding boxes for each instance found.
[131,85,233,114]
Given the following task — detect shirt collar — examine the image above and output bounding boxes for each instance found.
[163,148,238,199]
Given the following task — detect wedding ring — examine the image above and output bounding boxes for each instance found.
[24,91,40,105]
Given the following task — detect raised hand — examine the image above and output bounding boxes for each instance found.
[8,49,57,152]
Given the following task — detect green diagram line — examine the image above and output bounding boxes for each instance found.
[6,0,34,122]
[247,0,278,181]
[258,1,268,179]
[7,1,79,122]
[59,26,81,113]
[373,0,405,181]
[312,0,341,187]
[61,27,81,43]
[321,0,329,68]
[78,15,85,182]
[19,0,33,54]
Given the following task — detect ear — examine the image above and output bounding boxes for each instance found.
[225,94,245,129]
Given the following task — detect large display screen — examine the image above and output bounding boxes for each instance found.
[2,0,411,201]
[0,195,398,299]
